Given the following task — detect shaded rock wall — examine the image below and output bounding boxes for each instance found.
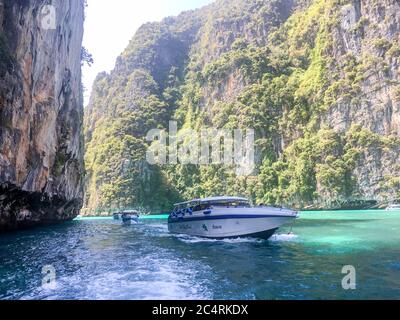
[0,0,85,231]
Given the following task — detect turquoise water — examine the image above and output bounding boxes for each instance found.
[0,210,399,300]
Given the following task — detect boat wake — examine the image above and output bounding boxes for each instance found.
[145,223,170,237]
[175,234,265,244]
[147,223,168,231]
[270,233,299,242]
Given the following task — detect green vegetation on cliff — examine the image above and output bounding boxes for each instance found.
[83,0,400,214]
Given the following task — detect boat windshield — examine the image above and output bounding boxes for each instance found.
[173,201,200,212]
[206,200,251,208]
[172,198,251,213]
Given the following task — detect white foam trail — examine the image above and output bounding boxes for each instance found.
[176,235,264,244]
[83,260,213,300]
[270,233,299,242]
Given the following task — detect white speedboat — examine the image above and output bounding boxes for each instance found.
[386,204,400,211]
[168,196,298,240]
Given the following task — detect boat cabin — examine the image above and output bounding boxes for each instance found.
[172,196,251,215]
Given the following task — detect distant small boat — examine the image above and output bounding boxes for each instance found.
[386,204,400,211]
[121,210,140,225]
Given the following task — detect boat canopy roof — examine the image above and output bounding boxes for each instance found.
[120,210,139,214]
[174,196,249,207]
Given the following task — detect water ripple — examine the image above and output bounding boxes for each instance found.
[1,215,400,300]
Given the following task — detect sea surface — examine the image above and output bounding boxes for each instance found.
[0,210,399,300]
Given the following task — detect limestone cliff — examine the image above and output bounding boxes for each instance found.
[0,0,85,231]
[85,0,400,213]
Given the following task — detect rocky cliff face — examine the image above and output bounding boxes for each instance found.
[322,0,400,203]
[85,0,400,213]
[0,0,85,231]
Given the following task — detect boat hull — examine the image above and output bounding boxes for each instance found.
[168,214,296,240]
[386,206,400,211]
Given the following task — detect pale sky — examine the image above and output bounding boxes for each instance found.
[82,0,215,105]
